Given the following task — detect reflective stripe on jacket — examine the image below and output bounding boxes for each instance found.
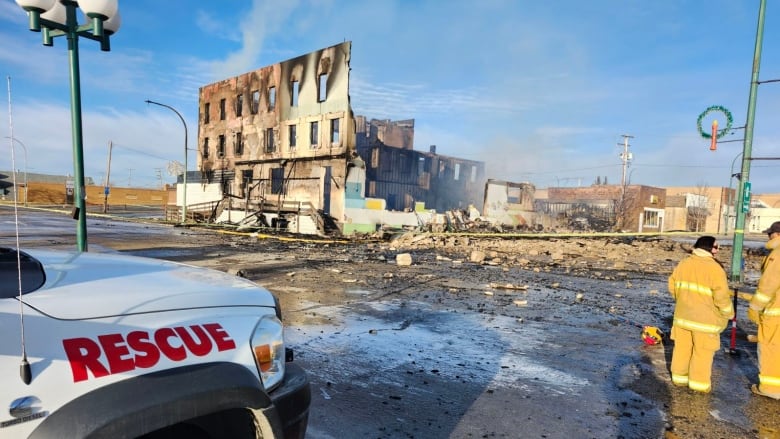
[749,236,780,323]
[669,248,733,333]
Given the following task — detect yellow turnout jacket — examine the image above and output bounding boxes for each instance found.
[749,236,780,324]
[668,248,733,333]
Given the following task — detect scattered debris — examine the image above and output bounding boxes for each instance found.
[396,253,413,266]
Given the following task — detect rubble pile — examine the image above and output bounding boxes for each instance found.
[381,233,763,278]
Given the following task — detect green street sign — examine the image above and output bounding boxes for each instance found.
[743,181,752,213]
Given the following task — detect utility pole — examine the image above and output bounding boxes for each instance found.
[618,134,634,187]
[103,141,112,213]
[127,168,133,187]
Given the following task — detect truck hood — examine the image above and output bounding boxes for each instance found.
[20,249,276,320]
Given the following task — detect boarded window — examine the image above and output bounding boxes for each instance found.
[330,118,339,144]
[204,103,210,124]
[235,94,243,117]
[217,135,225,157]
[265,128,275,153]
[310,121,319,147]
[289,124,297,149]
[219,99,226,120]
[291,80,299,107]
[234,132,243,156]
[271,167,284,194]
[318,73,328,102]
[268,86,276,110]
[251,90,259,114]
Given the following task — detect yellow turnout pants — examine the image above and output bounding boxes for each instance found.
[670,326,720,393]
[757,321,780,397]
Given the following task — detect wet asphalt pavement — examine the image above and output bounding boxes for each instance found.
[2,206,779,439]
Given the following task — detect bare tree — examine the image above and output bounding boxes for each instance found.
[687,182,710,232]
[613,184,638,231]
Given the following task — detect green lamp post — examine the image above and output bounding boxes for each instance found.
[730,0,766,283]
[14,0,121,252]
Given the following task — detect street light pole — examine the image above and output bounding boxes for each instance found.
[15,0,120,252]
[145,100,189,224]
[730,0,766,283]
[724,151,743,235]
[4,137,28,207]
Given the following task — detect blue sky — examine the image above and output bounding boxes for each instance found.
[2,0,780,194]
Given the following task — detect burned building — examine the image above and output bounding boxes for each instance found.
[195,42,485,232]
[197,41,357,227]
[355,116,486,212]
[537,185,666,232]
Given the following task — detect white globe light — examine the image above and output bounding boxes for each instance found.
[40,0,66,25]
[77,0,118,19]
[103,10,120,34]
[15,0,56,12]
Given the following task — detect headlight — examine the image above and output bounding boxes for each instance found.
[250,315,285,390]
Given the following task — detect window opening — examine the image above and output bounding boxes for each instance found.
[235,94,243,117]
[234,132,243,156]
[202,138,209,159]
[265,128,275,153]
[271,167,284,194]
[219,98,226,120]
[644,210,660,228]
[251,90,259,114]
[318,73,328,102]
[268,86,276,110]
[217,135,225,157]
[454,163,461,181]
[204,103,210,124]
[330,118,339,144]
[289,124,297,149]
[310,121,319,148]
[241,169,253,197]
[291,80,299,107]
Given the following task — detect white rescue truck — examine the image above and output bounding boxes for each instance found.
[0,247,310,438]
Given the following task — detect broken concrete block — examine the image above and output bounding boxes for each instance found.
[470,250,486,263]
[396,253,413,266]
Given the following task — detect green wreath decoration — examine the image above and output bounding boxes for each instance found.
[697,105,733,139]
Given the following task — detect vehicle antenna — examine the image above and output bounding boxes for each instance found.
[7,75,31,384]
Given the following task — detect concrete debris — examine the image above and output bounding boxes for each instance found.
[489,282,529,290]
[469,250,486,263]
[513,300,528,307]
[575,293,584,302]
[227,268,246,278]
[396,253,413,266]
[483,291,494,296]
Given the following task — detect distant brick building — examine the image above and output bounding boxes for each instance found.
[539,184,666,232]
[355,117,485,212]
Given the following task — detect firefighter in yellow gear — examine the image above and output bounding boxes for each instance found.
[668,236,733,393]
[748,221,780,399]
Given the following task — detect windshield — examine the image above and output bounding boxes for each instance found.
[0,247,46,298]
